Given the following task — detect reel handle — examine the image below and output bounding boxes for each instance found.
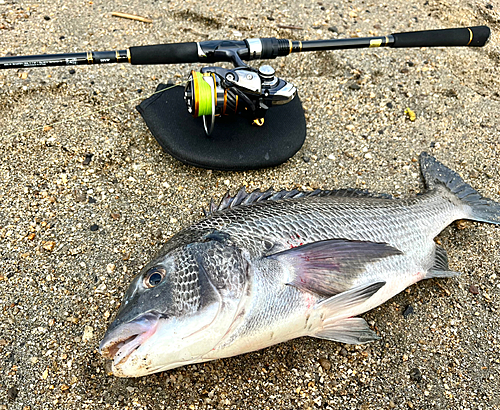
[392,26,490,48]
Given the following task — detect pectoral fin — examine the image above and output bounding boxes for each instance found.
[268,239,401,296]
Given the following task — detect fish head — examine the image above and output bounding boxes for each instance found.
[99,238,247,377]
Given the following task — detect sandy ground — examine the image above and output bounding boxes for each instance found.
[0,0,499,409]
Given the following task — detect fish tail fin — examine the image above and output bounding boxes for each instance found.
[420,152,500,225]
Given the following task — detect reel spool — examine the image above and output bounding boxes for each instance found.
[185,72,217,135]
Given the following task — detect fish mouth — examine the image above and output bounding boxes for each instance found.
[99,312,159,366]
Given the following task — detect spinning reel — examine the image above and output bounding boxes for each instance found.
[184,64,296,135]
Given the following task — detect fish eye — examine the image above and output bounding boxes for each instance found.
[144,267,166,288]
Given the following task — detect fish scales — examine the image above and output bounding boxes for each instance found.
[99,153,500,377]
[192,191,456,259]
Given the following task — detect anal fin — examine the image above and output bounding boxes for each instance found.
[313,317,379,344]
[428,270,461,279]
[428,245,461,279]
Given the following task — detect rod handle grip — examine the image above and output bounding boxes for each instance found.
[129,42,199,64]
[392,26,490,48]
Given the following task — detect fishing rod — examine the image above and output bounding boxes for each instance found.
[0,25,491,170]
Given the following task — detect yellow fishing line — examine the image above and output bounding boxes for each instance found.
[191,72,213,117]
[4,82,186,138]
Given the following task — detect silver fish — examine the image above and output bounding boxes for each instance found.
[99,153,500,377]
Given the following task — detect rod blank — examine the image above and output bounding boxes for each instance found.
[0,50,129,69]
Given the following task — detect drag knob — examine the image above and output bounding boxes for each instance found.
[258,65,275,81]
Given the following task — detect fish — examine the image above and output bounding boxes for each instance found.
[99,153,500,377]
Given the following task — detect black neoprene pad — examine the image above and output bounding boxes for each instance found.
[136,84,306,171]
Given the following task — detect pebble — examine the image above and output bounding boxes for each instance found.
[409,368,422,383]
[42,241,56,252]
[469,284,479,295]
[318,357,331,371]
[82,326,94,342]
[7,386,18,400]
[403,305,414,318]
[90,224,99,231]
[82,153,93,165]
[73,190,87,203]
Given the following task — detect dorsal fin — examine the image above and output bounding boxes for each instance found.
[203,187,392,217]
